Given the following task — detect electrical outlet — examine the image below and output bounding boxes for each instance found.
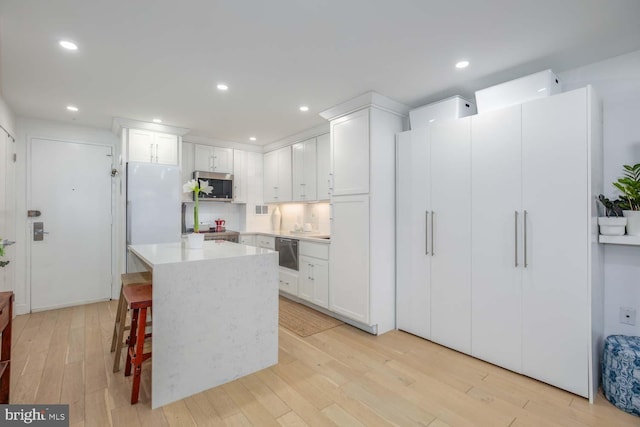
[620,307,637,326]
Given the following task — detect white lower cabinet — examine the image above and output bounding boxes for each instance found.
[279,268,298,295]
[257,236,275,250]
[239,234,256,247]
[298,241,330,308]
[396,87,603,400]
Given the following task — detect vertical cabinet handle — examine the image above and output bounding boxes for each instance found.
[523,210,528,268]
[514,211,519,267]
[155,144,159,162]
[431,211,435,256]
[425,211,430,255]
[149,144,154,162]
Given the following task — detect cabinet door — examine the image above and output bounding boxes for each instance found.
[331,109,369,196]
[298,258,314,302]
[316,133,331,200]
[429,118,472,354]
[155,133,178,165]
[213,147,233,173]
[181,142,195,203]
[279,269,298,295]
[233,149,247,203]
[292,141,306,202]
[240,234,256,247]
[263,150,278,203]
[276,146,292,202]
[247,152,264,206]
[396,129,430,339]
[471,106,523,371]
[329,194,369,324]
[194,144,213,171]
[311,258,329,308]
[521,89,589,397]
[128,129,155,163]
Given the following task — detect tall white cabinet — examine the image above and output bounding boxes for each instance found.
[321,92,409,334]
[292,138,317,201]
[264,146,292,203]
[396,87,603,400]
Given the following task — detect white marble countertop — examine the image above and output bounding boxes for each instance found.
[128,240,274,266]
[241,230,331,243]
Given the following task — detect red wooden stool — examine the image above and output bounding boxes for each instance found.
[123,284,152,404]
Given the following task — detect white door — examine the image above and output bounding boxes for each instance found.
[329,194,369,324]
[0,132,16,292]
[302,139,317,201]
[316,133,331,200]
[233,149,247,203]
[522,89,589,397]
[292,141,306,201]
[30,139,112,311]
[263,150,278,202]
[331,109,370,196]
[396,129,430,339]
[212,147,233,173]
[471,105,523,372]
[429,118,472,354]
[276,146,292,202]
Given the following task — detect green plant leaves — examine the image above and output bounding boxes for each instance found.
[613,163,640,211]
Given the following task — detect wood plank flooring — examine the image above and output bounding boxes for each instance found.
[8,301,639,426]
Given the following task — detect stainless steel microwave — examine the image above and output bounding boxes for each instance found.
[193,171,233,201]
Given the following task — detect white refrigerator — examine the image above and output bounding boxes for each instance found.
[126,162,181,272]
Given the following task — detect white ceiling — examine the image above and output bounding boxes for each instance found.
[1,0,640,145]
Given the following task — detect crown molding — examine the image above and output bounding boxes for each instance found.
[319,91,410,121]
[111,117,191,136]
[263,123,330,153]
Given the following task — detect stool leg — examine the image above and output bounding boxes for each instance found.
[112,297,129,373]
[131,307,147,404]
[110,284,125,352]
[124,307,139,378]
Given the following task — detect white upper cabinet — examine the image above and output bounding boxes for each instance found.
[263,146,292,203]
[128,129,178,165]
[233,149,247,203]
[292,138,317,202]
[194,145,234,173]
[316,133,330,200]
[330,109,370,196]
[181,142,195,203]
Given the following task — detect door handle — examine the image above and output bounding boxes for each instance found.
[149,144,154,162]
[33,222,49,241]
[155,144,159,162]
[514,211,518,267]
[425,211,429,255]
[431,211,435,256]
[523,210,528,268]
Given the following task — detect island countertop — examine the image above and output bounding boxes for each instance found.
[128,240,274,266]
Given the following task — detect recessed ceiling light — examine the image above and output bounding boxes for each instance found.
[152,118,162,123]
[59,40,78,51]
[249,137,257,141]
[217,83,228,91]
[429,119,436,123]
[455,60,470,69]
[299,105,309,112]
[66,105,79,112]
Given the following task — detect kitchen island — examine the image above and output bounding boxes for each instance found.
[127,240,279,408]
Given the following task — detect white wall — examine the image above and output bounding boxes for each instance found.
[13,117,119,314]
[559,49,640,337]
[0,95,16,293]
[272,202,330,234]
[183,202,242,232]
[0,95,15,136]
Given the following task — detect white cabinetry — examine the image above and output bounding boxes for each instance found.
[233,149,247,203]
[194,145,233,173]
[181,142,195,203]
[279,268,298,295]
[257,235,275,250]
[395,118,472,354]
[316,133,331,200]
[292,138,317,201]
[128,129,178,165]
[330,109,369,196]
[239,234,256,247]
[298,241,330,309]
[396,87,603,400]
[264,146,292,203]
[322,93,408,334]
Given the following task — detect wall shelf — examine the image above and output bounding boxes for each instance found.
[599,235,640,246]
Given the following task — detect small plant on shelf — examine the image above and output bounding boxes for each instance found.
[613,163,640,211]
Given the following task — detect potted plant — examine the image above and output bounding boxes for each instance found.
[597,195,627,236]
[0,239,9,268]
[183,178,213,248]
[613,163,640,235]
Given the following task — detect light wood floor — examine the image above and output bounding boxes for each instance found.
[8,301,639,427]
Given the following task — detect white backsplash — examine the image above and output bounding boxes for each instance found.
[274,202,330,234]
[184,202,243,231]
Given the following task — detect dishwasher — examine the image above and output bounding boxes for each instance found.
[275,237,299,271]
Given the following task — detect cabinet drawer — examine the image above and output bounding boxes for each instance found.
[240,234,256,247]
[299,241,329,260]
[257,236,275,250]
[279,269,298,295]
